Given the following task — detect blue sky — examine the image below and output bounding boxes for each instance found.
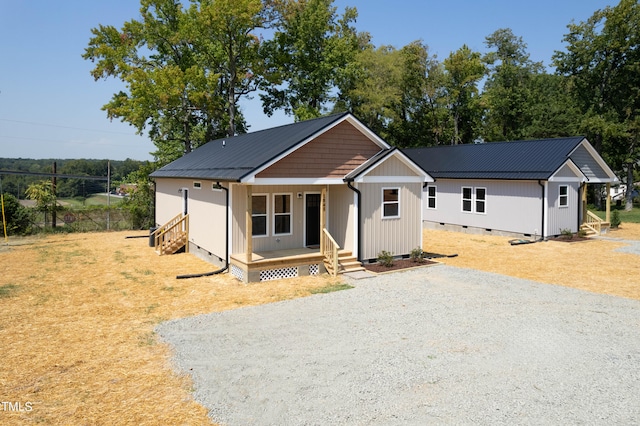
[0,0,616,161]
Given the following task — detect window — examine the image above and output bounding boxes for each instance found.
[252,195,267,236]
[559,185,568,207]
[193,181,202,189]
[382,188,400,218]
[426,186,437,209]
[462,187,472,212]
[273,194,292,235]
[475,188,486,214]
[462,186,486,214]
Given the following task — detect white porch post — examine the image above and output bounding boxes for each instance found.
[320,187,327,254]
[606,182,611,223]
[246,185,252,262]
[581,183,588,225]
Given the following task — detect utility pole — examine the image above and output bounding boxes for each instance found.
[107,160,111,230]
[52,161,57,228]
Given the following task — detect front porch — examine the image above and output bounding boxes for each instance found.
[581,183,612,235]
[229,246,362,283]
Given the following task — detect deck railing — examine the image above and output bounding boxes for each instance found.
[153,213,189,255]
[322,228,340,276]
[583,210,603,235]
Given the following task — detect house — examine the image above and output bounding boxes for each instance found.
[403,137,618,239]
[150,113,433,282]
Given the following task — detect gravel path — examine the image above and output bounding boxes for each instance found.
[157,265,640,425]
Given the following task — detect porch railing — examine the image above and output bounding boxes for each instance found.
[154,213,189,255]
[322,228,340,277]
[583,210,603,235]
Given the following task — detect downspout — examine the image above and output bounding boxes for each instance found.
[177,182,229,279]
[538,180,545,240]
[346,179,362,262]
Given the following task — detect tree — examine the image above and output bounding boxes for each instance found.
[84,0,270,164]
[1,193,31,236]
[482,28,543,141]
[442,45,486,144]
[191,0,273,136]
[261,0,360,120]
[554,0,640,210]
[25,180,57,229]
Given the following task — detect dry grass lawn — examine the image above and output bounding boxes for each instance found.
[1,223,639,424]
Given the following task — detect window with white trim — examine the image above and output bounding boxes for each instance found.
[475,187,486,214]
[559,185,568,207]
[252,194,268,236]
[193,181,202,189]
[462,187,472,212]
[427,186,437,209]
[462,186,486,214]
[273,193,292,235]
[382,188,400,218]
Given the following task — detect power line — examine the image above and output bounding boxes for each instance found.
[0,169,108,181]
[0,118,138,136]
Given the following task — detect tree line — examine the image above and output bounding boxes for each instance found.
[0,158,146,199]
[84,0,640,208]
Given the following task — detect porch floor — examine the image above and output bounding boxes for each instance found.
[231,247,323,266]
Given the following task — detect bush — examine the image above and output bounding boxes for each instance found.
[610,209,621,228]
[377,250,394,267]
[1,193,32,235]
[410,247,425,263]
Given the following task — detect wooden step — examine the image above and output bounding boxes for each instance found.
[325,252,365,274]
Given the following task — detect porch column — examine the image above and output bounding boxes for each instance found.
[246,185,252,262]
[320,187,327,254]
[606,182,611,223]
[581,183,588,225]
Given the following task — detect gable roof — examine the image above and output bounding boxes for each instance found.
[150,112,389,182]
[403,137,616,181]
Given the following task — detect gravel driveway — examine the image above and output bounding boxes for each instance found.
[157,265,640,425]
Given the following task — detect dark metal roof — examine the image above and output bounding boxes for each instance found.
[150,112,351,181]
[402,137,587,180]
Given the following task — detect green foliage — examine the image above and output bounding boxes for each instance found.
[310,283,354,294]
[1,193,32,236]
[0,284,20,299]
[261,0,360,120]
[610,209,621,228]
[559,228,574,239]
[377,250,394,267]
[410,247,425,263]
[119,163,156,230]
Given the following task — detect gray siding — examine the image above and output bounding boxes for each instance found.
[546,182,580,235]
[570,144,609,180]
[360,182,422,260]
[423,179,544,236]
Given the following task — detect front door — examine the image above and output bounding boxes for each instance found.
[305,193,321,247]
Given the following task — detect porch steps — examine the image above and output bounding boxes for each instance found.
[326,250,365,275]
[580,222,610,236]
[156,231,188,255]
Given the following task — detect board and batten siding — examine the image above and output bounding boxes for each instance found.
[255,121,381,179]
[546,181,580,235]
[231,184,341,254]
[327,184,355,253]
[360,182,422,261]
[423,179,544,236]
[365,155,416,177]
[570,144,609,180]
